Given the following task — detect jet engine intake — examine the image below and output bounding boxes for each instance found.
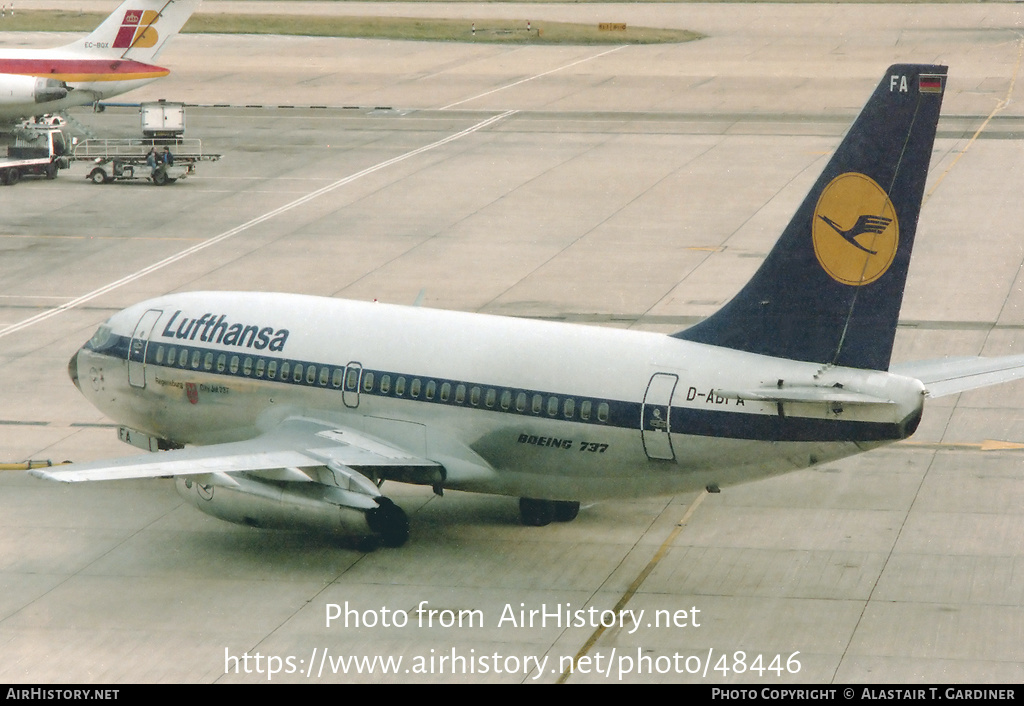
[0,75,69,106]
[33,77,69,103]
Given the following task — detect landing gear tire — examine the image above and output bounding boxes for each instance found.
[365,497,409,547]
[520,498,580,526]
[553,500,580,522]
[519,497,554,526]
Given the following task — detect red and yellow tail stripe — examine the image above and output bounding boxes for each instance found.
[0,58,168,82]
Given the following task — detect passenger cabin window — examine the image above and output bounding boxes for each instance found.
[470,387,481,406]
[532,394,543,414]
[440,382,451,402]
[598,403,609,423]
[293,364,303,383]
[216,354,226,372]
[563,398,575,419]
[267,360,278,379]
[516,393,527,413]
[363,372,374,392]
[580,401,592,421]
[243,358,252,376]
[319,367,329,386]
[380,375,391,394]
[256,359,266,378]
[332,369,343,388]
[425,380,436,400]
[455,385,466,404]
[410,379,421,398]
[190,351,201,369]
[203,352,214,371]
[306,365,317,384]
[500,391,511,411]
[279,362,290,380]
[395,377,406,396]
[155,346,165,365]
[230,356,240,374]
[547,396,559,417]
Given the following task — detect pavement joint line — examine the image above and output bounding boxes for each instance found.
[439,45,628,111]
[925,35,1024,203]
[556,489,707,684]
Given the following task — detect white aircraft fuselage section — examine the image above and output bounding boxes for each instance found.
[0,49,165,114]
[72,291,926,501]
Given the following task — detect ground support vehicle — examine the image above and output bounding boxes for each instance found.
[73,138,220,186]
[140,100,186,139]
[0,126,70,185]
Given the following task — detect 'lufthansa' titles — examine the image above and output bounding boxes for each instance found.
[161,310,290,351]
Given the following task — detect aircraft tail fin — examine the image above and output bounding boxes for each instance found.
[674,65,947,371]
[61,0,200,62]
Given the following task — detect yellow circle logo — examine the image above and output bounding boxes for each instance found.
[812,172,899,286]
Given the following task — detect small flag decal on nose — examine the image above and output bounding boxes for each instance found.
[920,74,944,94]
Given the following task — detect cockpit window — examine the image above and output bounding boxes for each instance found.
[86,323,116,352]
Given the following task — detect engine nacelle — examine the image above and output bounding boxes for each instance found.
[0,75,69,104]
[175,474,410,547]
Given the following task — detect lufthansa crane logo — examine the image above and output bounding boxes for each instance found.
[812,172,899,286]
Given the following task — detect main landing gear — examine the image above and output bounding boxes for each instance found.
[365,497,410,547]
[519,498,581,527]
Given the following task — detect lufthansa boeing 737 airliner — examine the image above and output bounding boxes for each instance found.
[35,65,1024,547]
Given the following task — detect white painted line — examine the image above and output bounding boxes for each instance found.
[0,110,517,340]
[439,45,628,110]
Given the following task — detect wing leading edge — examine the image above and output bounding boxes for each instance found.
[31,417,446,486]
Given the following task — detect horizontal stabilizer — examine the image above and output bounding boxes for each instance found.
[891,355,1024,398]
[716,386,896,406]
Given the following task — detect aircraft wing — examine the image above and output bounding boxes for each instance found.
[890,354,1024,398]
[30,417,445,486]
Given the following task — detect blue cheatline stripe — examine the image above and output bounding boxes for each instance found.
[92,334,909,443]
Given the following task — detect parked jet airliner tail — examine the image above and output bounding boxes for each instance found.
[0,0,200,122]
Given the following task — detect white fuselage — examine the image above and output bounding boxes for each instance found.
[0,47,167,121]
[72,292,927,500]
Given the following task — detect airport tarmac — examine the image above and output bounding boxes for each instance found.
[2,1,1024,684]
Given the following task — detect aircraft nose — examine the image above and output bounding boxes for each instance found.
[68,350,81,391]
